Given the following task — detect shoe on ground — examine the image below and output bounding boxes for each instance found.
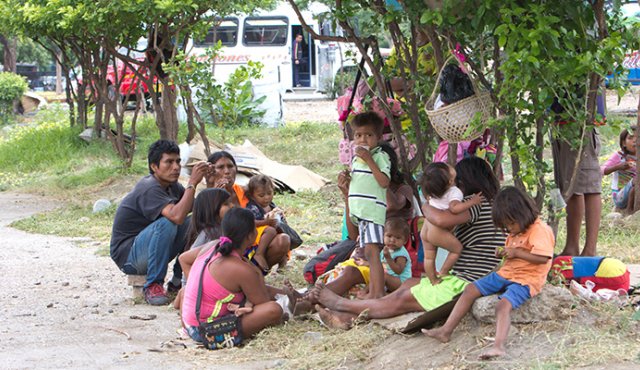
[144,283,170,305]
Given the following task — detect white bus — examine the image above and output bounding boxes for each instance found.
[191,2,353,93]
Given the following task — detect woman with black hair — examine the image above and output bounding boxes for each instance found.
[206,151,290,273]
[181,208,282,343]
[309,157,507,329]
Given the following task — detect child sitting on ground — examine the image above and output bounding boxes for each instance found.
[245,175,290,273]
[601,126,637,215]
[423,186,554,360]
[352,217,412,294]
[420,162,482,285]
[346,111,391,299]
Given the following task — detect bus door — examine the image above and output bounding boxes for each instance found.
[291,25,316,88]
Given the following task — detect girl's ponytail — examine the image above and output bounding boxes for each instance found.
[216,236,234,256]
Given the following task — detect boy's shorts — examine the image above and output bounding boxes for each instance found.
[473,272,531,309]
[358,219,384,249]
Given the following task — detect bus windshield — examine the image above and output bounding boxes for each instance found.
[242,17,288,47]
[195,18,239,47]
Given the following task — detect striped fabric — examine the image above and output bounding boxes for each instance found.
[207,293,236,322]
[451,200,506,283]
[348,146,391,226]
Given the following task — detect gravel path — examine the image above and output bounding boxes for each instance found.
[0,192,277,369]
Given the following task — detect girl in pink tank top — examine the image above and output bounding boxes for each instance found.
[180,208,284,344]
[181,245,245,328]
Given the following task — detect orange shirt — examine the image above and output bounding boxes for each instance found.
[232,183,249,208]
[497,218,555,296]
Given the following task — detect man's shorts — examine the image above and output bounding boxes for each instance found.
[551,127,602,195]
[473,272,531,309]
[358,219,384,249]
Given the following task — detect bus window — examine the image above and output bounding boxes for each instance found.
[242,17,288,47]
[194,18,239,47]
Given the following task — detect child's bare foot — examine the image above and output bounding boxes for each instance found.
[315,305,353,330]
[293,300,315,315]
[421,327,451,343]
[478,345,506,360]
[306,283,324,305]
[283,280,302,312]
[313,283,342,310]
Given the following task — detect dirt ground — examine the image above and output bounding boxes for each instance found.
[0,192,284,369]
[3,93,640,369]
[3,191,639,369]
[283,99,337,124]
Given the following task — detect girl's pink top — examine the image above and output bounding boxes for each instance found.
[601,151,636,192]
[182,247,245,327]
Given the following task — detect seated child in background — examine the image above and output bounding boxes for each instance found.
[420,162,482,285]
[601,126,637,214]
[423,186,555,360]
[348,218,413,294]
[379,217,412,291]
[246,175,290,273]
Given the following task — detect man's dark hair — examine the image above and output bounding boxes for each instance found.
[420,162,451,199]
[350,111,385,137]
[148,140,180,174]
[492,186,539,233]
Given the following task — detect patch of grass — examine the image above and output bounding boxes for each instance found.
[527,303,640,369]
[11,203,116,249]
[218,319,388,370]
[206,121,342,181]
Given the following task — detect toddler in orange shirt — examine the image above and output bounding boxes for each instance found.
[423,186,555,360]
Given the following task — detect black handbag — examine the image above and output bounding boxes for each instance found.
[195,246,243,350]
[278,220,303,249]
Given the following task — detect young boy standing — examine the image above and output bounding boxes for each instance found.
[346,111,390,299]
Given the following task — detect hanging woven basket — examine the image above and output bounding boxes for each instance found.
[425,57,493,143]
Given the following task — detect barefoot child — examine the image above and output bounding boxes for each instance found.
[338,217,412,296]
[345,111,391,299]
[245,175,290,273]
[420,162,482,284]
[423,186,554,360]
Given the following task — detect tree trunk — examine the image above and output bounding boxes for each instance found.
[635,95,640,213]
[534,115,546,209]
[0,35,17,73]
[55,51,63,94]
